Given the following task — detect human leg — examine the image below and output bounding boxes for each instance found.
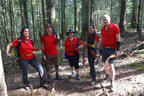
[88,52,96,83]
[74,53,80,80]
[29,58,47,85]
[19,58,30,89]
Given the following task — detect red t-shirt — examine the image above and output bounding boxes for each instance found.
[101,23,120,48]
[12,37,34,60]
[64,37,82,56]
[41,34,58,55]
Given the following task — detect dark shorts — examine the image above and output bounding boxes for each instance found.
[100,47,116,64]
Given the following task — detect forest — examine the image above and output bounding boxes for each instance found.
[0,0,144,96]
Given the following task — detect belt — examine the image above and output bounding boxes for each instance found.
[22,53,33,56]
[103,47,115,50]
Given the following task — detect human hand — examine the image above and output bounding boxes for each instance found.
[83,41,87,46]
[7,53,11,57]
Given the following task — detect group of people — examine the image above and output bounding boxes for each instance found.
[6,14,120,91]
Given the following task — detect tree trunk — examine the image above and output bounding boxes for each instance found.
[74,0,77,31]
[137,0,144,38]
[0,50,8,96]
[31,0,36,42]
[131,0,137,28]
[96,0,100,28]
[1,0,9,44]
[46,0,56,27]
[61,0,66,40]
[41,0,46,28]
[22,0,28,27]
[19,0,25,26]
[8,0,14,41]
[119,0,126,35]
[82,0,89,40]
[90,0,94,25]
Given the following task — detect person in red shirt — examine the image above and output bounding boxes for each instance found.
[64,29,83,80]
[100,14,121,91]
[6,27,48,90]
[83,25,99,85]
[41,23,61,82]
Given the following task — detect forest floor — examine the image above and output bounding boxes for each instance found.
[4,30,144,96]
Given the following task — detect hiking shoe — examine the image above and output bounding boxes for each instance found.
[24,85,31,90]
[56,72,62,80]
[25,86,30,90]
[103,74,109,83]
[91,80,96,86]
[47,74,52,83]
[76,74,80,80]
[111,84,116,91]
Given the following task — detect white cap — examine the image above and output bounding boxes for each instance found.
[103,14,111,23]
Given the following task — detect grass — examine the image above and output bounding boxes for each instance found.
[129,62,144,70]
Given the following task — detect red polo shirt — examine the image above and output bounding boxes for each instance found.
[64,37,82,56]
[41,34,58,55]
[101,23,120,48]
[12,37,34,60]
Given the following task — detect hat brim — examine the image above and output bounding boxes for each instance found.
[66,32,75,35]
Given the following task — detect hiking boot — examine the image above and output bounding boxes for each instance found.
[91,80,96,86]
[110,80,115,91]
[103,74,109,83]
[111,84,116,91]
[24,84,32,90]
[47,74,52,83]
[76,74,80,80]
[56,72,62,80]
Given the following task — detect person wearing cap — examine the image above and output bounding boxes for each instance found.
[100,14,121,91]
[83,25,99,85]
[41,23,62,82]
[6,27,48,90]
[64,29,83,80]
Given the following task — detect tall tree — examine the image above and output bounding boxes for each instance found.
[31,0,36,41]
[0,50,8,96]
[19,0,25,26]
[61,0,66,40]
[22,0,28,27]
[131,0,137,28]
[74,0,78,31]
[137,0,144,38]
[119,0,126,34]
[90,0,94,25]
[46,0,56,26]
[41,0,46,28]
[1,0,9,44]
[82,0,89,39]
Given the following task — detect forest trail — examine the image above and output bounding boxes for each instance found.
[5,32,144,96]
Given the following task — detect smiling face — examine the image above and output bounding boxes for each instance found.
[103,14,111,26]
[23,28,29,38]
[68,32,73,38]
[88,26,94,34]
[45,24,53,34]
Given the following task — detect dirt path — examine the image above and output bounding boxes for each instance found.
[5,32,144,96]
[5,54,144,96]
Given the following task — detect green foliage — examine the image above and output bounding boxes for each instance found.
[130,62,144,70]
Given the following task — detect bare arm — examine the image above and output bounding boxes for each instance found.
[116,34,120,42]
[6,43,13,56]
